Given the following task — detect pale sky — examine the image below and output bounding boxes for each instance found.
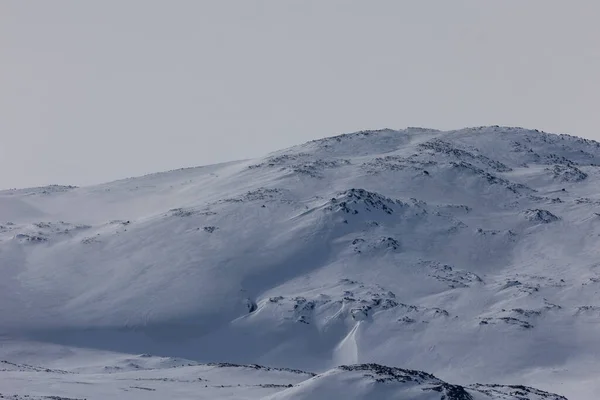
[1,1,599,189]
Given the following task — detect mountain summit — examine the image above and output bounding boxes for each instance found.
[2,126,599,399]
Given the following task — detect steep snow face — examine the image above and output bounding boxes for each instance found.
[2,126,600,398]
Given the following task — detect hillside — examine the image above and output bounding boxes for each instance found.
[2,126,599,398]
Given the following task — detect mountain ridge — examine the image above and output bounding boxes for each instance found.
[2,126,600,398]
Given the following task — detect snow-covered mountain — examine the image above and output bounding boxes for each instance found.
[2,126,600,399]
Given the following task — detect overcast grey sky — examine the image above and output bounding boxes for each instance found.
[1,1,599,189]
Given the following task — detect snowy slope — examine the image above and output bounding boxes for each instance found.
[0,353,566,400]
[2,126,600,398]
[266,364,567,400]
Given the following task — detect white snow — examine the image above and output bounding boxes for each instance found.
[2,126,599,398]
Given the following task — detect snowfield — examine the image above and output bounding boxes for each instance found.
[2,126,600,398]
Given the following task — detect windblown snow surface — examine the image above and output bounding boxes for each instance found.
[2,126,600,399]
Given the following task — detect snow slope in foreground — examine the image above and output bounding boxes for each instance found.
[2,126,600,398]
[0,347,567,400]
